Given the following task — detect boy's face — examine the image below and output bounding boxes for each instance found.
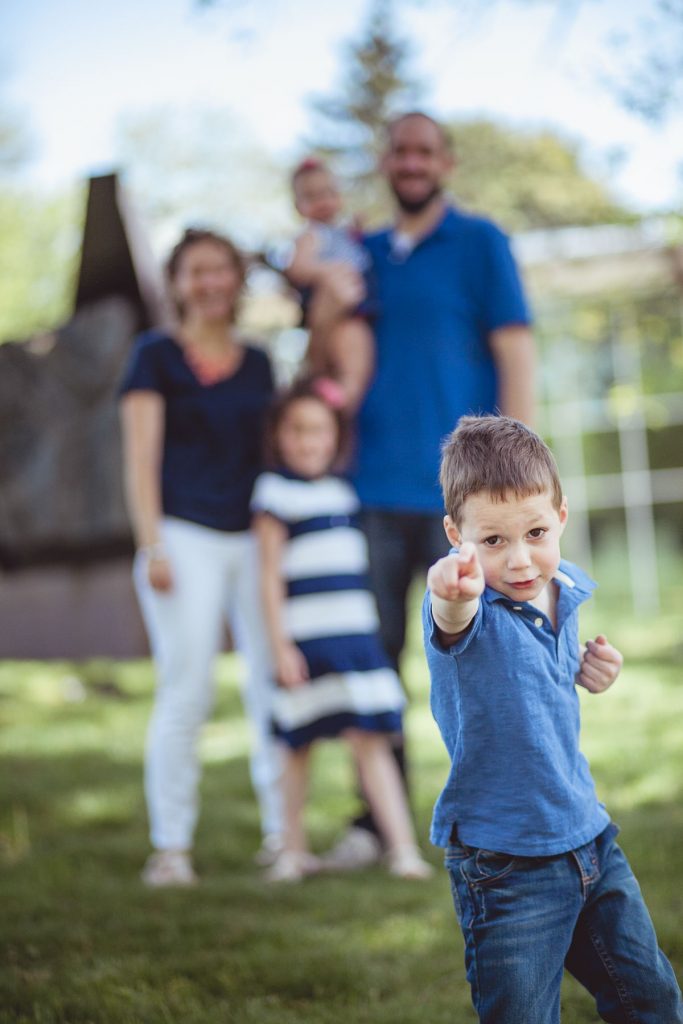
[445,490,568,603]
[294,170,342,224]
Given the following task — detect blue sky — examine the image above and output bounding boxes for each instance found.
[3,0,682,212]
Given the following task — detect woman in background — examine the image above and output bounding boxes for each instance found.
[119,228,282,886]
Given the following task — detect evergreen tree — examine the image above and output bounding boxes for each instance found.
[304,3,633,231]
[307,0,422,220]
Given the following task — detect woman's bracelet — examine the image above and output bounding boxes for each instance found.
[140,543,168,562]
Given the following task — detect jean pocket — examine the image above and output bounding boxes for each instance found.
[462,848,518,887]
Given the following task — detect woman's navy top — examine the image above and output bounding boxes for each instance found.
[119,329,273,532]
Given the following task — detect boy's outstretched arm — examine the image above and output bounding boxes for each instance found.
[576,634,623,693]
[427,542,485,644]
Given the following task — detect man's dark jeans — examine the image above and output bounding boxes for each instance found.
[361,507,449,668]
[352,508,449,836]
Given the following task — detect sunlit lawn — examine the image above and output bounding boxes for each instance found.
[1,569,682,1023]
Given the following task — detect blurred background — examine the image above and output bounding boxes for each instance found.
[1,4,682,1020]
[1,0,682,657]
[0,0,682,656]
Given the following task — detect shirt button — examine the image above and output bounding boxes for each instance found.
[534,616,544,627]
[513,605,523,611]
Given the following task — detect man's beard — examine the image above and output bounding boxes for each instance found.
[392,181,442,214]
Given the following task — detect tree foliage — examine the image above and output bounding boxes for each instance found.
[447,120,635,232]
[307,0,422,219]
[310,0,421,174]
[305,2,635,230]
[0,187,83,343]
[0,88,81,343]
[573,0,683,125]
[195,0,683,126]
[0,110,32,176]
[0,71,33,177]
[114,106,294,252]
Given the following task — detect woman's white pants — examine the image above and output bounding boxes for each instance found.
[133,517,282,851]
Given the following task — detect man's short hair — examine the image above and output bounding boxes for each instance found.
[440,415,563,524]
[385,111,452,152]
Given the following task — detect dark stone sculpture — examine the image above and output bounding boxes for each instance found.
[0,296,137,568]
[0,172,167,656]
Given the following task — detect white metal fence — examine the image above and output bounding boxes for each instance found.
[540,336,683,613]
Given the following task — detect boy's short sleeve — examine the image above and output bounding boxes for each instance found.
[422,589,484,658]
[119,336,165,396]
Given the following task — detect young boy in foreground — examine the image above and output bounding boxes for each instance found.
[424,415,682,1024]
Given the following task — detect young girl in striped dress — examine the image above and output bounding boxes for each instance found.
[252,376,431,883]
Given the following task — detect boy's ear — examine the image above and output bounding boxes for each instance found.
[443,515,461,547]
[559,495,569,533]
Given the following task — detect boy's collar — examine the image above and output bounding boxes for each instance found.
[554,567,576,589]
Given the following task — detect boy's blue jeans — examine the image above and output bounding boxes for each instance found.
[445,823,682,1024]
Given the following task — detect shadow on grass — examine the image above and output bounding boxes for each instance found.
[0,749,464,1024]
[1,744,681,1024]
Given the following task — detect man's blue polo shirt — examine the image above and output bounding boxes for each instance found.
[423,559,610,856]
[355,206,531,512]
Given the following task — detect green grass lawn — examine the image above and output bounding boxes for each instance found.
[1,581,682,1023]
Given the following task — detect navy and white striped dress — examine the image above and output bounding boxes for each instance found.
[251,471,405,749]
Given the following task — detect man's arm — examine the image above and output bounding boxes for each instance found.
[286,230,321,288]
[490,325,536,428]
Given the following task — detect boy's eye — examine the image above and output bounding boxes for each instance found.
[528,528,546,539]
[482,535,501,547]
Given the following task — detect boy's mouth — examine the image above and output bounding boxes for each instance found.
[508,579,538,590]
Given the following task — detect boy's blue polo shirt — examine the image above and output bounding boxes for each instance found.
[423,559,610,856]
[355,206,531,513]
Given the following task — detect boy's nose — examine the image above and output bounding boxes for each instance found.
[507,543,531,569]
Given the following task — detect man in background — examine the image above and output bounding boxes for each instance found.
[324,110,536,869]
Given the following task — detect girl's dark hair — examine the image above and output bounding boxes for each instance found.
[264,375,353,473]
[165,227,246,319]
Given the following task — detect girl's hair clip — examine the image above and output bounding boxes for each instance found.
[312,377,346,410]
[295,156,324,174]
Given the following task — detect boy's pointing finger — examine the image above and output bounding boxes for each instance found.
[458,542,478,574]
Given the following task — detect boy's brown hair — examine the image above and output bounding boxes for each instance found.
[440,415,563,524]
